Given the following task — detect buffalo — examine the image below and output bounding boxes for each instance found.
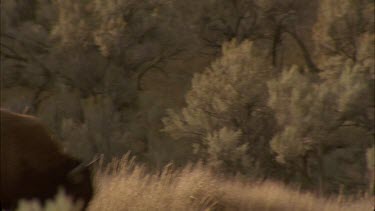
[0,108,94,210]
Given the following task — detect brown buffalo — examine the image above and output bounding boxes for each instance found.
[0,108,94,210]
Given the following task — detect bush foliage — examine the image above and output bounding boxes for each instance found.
[1,0,374,196]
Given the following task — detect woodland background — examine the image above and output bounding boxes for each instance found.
[1,0,374,196]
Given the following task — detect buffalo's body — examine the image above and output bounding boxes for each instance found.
[0,109,94,210]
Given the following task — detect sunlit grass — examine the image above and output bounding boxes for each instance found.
[14,154,372,210]
[87,155,372,211]
[16,189,83,211]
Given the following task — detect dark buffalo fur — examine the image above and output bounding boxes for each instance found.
[0,109,94,210]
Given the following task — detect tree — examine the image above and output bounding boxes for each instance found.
[267,0,374,194]
[171,0,320,72]
[162,40,280,176]
[269,64,372,189]
[51,0,191,90]
[1,0,195,162]
[366,146,374,194]
[313,0,374,71]
[268,48,373,193]
[0,0,57,113]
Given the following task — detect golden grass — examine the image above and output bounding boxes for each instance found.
[15,189,83,211]
[87,156,373,211]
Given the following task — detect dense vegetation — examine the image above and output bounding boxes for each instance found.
[1,0,374,200]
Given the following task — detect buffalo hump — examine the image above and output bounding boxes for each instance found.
[0,109,94,210]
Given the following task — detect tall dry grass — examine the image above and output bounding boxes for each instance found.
[87,155,373,211]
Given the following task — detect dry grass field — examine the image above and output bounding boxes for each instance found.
[88,157,372,211]
[16,155,372,211]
